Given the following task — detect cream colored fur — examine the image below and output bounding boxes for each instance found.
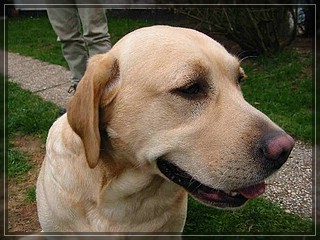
[36,25,285,233]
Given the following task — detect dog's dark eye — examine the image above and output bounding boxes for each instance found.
[238,71,247,84]
[180,83,201,95]
[173,82,206,99]
[238,75,245,84]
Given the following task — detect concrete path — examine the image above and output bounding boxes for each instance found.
[8,52,72,108]
[7,51,315,219]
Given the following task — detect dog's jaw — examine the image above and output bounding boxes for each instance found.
[156,158,266,209]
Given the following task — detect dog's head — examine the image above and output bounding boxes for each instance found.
[67,26,294,208]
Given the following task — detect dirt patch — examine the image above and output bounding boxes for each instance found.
[7,134,44,233]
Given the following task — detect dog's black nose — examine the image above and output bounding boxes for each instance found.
[260,132,295,169]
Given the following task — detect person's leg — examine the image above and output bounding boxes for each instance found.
[78,7,112,56]
[47,7,88,87]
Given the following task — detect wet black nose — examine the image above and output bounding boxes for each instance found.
[260,132,295,169]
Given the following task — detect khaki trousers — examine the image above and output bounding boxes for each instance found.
[47,6,111,85]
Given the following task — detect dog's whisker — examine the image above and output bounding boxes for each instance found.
[215,169,230,189]
[187,177,196,188]
[239,55,257,63]
[192,182,204,193]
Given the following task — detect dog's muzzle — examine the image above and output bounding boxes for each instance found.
[156,131,294,208]
[157,158,266,208]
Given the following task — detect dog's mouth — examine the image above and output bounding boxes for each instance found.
[156,159,265,208]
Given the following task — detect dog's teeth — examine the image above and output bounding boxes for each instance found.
[230,191,239,197]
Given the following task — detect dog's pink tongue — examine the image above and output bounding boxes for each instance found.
[237,182,266,199]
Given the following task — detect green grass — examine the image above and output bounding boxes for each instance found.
[25,187,36,203]
[8,144,32,178]
[241,50,313,143]
[6,14,314,234]
[7,81,59,182]
[7,81,58,178]
[184,197,312,234]
[7,16,67,67]
[8,81,60,140]
[7,16,153,68]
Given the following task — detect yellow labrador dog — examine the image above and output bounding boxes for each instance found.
[36,26,294,232]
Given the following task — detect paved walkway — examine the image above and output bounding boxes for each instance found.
[7,51,315,219]
[7,52,72,108]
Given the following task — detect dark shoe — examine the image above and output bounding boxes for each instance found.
[59,108,67,116]
[59,84,76,116]
[67,84,77,94]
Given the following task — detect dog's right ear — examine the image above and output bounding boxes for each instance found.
[67,52,119,169]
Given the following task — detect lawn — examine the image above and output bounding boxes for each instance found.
[241,49,313,143]
[6,12,314,235]
[7,13,153,68]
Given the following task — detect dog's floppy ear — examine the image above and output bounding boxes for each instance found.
[67,52,119,168]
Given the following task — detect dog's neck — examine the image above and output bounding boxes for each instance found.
[87,131,188,232]
[95,159,188,232]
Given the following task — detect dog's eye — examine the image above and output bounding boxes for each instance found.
[180,83,201,95]
[173,82,206,99]
[238,76,245,84]
[238,72,247,84]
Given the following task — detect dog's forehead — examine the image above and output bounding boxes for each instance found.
[114,26,235,60]
[113,26,240,87]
